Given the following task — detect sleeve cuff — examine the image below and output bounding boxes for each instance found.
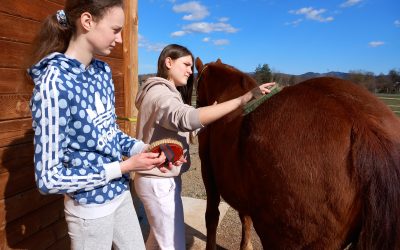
[130,140,146,156]
[189,108,205,128]
[104,161,122,182]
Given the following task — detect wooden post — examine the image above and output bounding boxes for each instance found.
[123,0,139,137]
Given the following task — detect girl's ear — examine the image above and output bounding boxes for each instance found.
[165,57,173,69]
[80,12,94,31]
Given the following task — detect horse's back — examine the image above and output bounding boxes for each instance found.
[240,77,400,248]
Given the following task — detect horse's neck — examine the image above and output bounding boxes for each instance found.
[212,110,244,160]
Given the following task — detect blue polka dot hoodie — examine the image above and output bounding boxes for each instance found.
[28,52,145,205]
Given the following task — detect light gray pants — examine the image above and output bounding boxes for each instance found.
[134,175,185,250]
[64,193,145,250]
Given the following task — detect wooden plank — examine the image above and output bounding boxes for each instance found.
[0,0,61,21]
[116,107,125,118]
[0,119,33,147]
[0,40,31,69]
[48,0,65,6]
[0,69,33,94]
[0,128,33,148]
[0,143,34,174]
[97,56,124,76]
[109,43,123,59]
[0,93,31,120]
[0,12,40,43]
[0,198,64,246]
[113,73,123,93]
[0,188,60,226]
[0,167,35,200]
[12,219,68,250]
[47,235,70,250]
[115,91,125,108]
[123,0,139,137]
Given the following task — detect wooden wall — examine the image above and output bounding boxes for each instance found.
[0,0,137,249]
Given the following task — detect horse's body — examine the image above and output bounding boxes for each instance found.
[195,58,400,250]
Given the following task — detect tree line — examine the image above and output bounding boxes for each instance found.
[253,64,400,94]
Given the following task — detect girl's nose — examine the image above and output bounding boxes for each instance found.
[115,32,123,44]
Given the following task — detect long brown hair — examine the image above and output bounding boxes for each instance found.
[29,0,124,66]
[157,44,195,105]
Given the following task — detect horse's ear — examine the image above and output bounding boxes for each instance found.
[216,58,222,64]
[195,57,203,72]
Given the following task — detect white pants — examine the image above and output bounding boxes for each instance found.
[134,175,185,250]
[64,192,145,250]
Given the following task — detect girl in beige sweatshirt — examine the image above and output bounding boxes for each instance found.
[134,44,274,250]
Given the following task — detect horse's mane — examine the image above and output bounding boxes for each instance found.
[207,60,258,89]
[208,60,244,76]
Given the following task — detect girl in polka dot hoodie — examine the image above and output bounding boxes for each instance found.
[27,0,167,248]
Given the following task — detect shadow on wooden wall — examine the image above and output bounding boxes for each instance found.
[1,127,70,249]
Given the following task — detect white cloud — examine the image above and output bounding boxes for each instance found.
[368,41,385,47]
[172,1,209,20]
[138,34,166,52]
[340,0,362,8]
[171,31,186,37]
[395,20,400,27]
[218,17,229,22]
[289,7,334,22]
[285,19,303,27]
[184,22,239,33]
[171,21,239,37]
[200,37,229,46]
[213,39,230,46]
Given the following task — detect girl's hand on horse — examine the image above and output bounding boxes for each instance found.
[120,152,167,173]
[259,82,276,95]
[243,82,276,105]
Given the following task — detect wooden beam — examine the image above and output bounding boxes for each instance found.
[123,0,139,137]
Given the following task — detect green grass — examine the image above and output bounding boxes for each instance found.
[376,94,400,116]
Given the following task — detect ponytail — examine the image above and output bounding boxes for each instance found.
[29,0,124,66]
[29,13,72,66]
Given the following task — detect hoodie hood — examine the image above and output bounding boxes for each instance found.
[28,52,107,85]
[135,77,181,109]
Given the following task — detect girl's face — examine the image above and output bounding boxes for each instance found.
[87,6,125,56]
[166,55,193,87]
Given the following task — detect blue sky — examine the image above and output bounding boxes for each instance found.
[137,0,399,75]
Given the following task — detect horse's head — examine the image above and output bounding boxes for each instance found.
[195,57,258,108]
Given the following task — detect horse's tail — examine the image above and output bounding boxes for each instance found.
[352,121,400,250]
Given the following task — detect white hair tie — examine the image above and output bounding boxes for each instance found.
[56,10,68,28]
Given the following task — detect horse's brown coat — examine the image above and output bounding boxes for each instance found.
[195,58,400,250]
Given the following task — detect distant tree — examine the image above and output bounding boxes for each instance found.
[389,69,400,93]
[347,70,376,92]
[254,64,272,84]
[288,75,296,86]
[389,69,400,82]
[375,73,392,93]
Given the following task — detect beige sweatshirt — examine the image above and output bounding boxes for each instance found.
[135,77,203,177]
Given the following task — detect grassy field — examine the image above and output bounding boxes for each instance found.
[376,94,400,116]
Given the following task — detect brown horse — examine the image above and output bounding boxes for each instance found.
[195,57,400,250]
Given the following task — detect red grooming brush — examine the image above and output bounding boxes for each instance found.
[147,139,184,163]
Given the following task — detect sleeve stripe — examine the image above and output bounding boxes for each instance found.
[39,67,104,189]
